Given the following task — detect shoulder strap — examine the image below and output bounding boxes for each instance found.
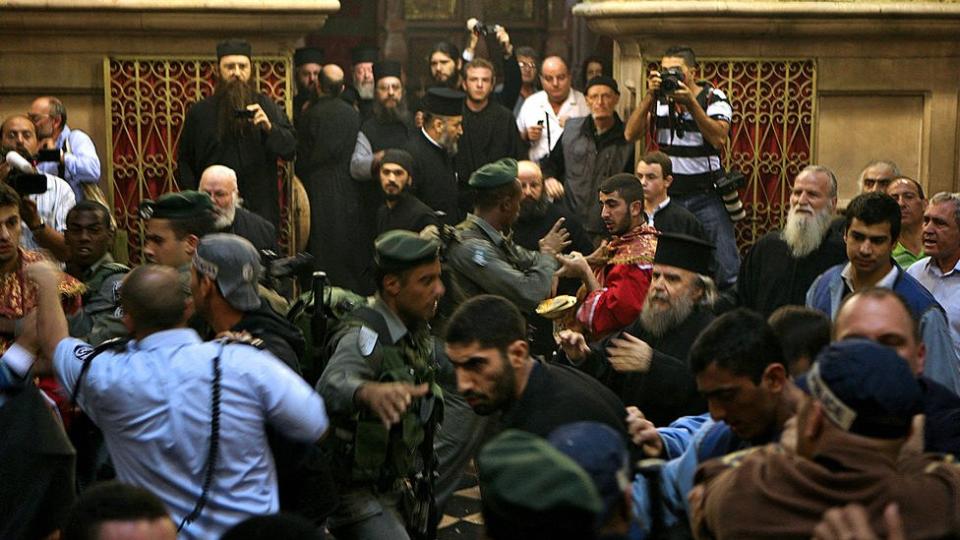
[350,306,393,346]
[69,337,130,405]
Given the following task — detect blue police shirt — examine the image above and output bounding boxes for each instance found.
[54,329,328,539]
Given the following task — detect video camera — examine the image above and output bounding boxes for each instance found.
[260,249,315,281]
[3,151,47,195]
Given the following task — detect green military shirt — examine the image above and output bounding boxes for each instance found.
[445,213,560,313]
[70,253,129,345]
[893,242,925,269]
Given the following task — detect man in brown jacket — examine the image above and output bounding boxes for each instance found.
[692,339,960,540]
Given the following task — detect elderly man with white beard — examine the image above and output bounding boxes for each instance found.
[736,165,847,317]
[198,164,277,254]
[558,233,717,427]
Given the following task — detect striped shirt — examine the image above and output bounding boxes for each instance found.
[654,86,732,193]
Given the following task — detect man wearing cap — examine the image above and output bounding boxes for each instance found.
[317,230,445,539]
[556,174,657,338]
[349,60,415,183]
[297,65,370,293]
[177,38,296,226]
[807,192,960,394]
[547,422,634,540]
[140,190,218,274]
[560,233,716,426]
[541,76,634,241]
[341,45,379,122]
[444,158,564,316]
[455,58,524,200]
[693,339,960,540]
[199,164,277,254]
[478,429,604,540]
[375,149,438,236]
[292,47,324,126]
[404,87,465,225]
[26,260,328,539]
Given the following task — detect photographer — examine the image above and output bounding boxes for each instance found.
[1,114,75,262]
[624,46,739,288]
[177,39,296,227]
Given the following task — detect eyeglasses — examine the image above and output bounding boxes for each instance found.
[518,62,536,70]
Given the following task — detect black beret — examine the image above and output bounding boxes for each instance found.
[374,60,403,82]
[217,39,251,60]
[139,190,215,221]
[351,45,379,64]
[585,75,620,95]
[422,87,464,117]
[293,47,324,67]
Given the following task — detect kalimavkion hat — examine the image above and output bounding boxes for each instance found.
[294,47,324,67]
[194,233,262,312]
[351,45,380,64]
[421,87,464,117]
[653,233,714,277]
[374,60,403,82]
[139,190,215,221]
[217,39,252,60]
[795,338,923,439]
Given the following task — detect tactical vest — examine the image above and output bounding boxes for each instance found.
[82,262,129,307]
[446,218,529,302]
[331,306,443,486]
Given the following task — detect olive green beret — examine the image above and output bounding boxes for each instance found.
[478,430,603,516]
[374,229,440,270]
[139,190,215,220]
[469,158,519,189]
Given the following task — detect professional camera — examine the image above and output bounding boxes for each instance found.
[3,150,47,195]
[714,169,747,222]
[261,250,315,280]
[659,67,685,95]
[466,18,501,36]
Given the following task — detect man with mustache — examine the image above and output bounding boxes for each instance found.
[351,61,415,183]
[737,165,846,317]
[555,173,657,338]
[291,47,324,127]
[29,96,101,202]
[199,164,277,254]
[807,192,960,394]
[177,39,296,227]
[340,45,378,122]
[906,192,960,354]
[374,149,438,235]
[559,233,716,427]
[512,159,592,256]
[888,176,927,268]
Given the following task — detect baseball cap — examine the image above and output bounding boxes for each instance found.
[193,233,262,311]
[795,338,923,439]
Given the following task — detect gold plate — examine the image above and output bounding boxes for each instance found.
[535,295,577,319]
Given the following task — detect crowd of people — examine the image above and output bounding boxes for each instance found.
[3,24,960,540]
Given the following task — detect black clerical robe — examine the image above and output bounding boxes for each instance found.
[737,226,847,318]
[376,192,439,236]
[576,308,714,427]
[361,116,414,152]
[455,101,524,215]
[341,86,374,122]
[652,200,706,239]
[222,206,277,254]
[296,96,370,293]
[405,130,460,226]
[177,93,296,226]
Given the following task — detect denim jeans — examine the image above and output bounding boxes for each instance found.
[327,486,409,540]
[674,191,741,288]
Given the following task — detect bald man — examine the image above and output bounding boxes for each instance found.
[199,165,276,254]
[516,56,590,162]
[29,96,102,202]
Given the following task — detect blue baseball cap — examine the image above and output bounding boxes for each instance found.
[795,339,923,439]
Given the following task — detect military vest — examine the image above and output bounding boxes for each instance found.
[82,261,129,308]
[333,306,443,485]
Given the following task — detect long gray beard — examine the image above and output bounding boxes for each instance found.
[357,81,375,100]
[782,206,833,258]
[640,291,695,339]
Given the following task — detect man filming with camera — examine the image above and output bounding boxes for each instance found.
[625,46,739,289]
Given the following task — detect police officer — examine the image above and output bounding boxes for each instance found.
[65,200,129,344]
[317,230,445,540]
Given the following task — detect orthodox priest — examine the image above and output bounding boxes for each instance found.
[404,87,465,225]
[177,39,296,226]
[296,65,369,293]
[292,46,324,127]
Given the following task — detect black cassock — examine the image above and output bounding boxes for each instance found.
[220,206,277,254]
[577,308,714,427]
[376,192,439,237]
[296,96,370,293]
[177,93,296,226]
[455,101,525,216]
[404,130,461,226]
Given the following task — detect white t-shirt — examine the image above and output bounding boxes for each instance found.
[516,89,590,162]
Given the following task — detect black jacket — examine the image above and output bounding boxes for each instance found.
[232,302,306,374]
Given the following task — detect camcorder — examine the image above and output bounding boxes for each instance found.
[234,108,256,119]
[3,150,47,195]
[658,67,685,95]
[714,169,747,222]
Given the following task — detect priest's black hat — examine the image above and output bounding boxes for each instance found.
[653,233,713,276]
[351,45,380,64]
[294,47,324,67]
[217,39,252,60]
[422,87,464,117]
[374,60,403,82]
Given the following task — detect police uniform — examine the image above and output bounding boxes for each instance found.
[69,252,128,345]
[316,231,443,540]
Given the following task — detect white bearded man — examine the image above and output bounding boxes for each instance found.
[737,165,847,317]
